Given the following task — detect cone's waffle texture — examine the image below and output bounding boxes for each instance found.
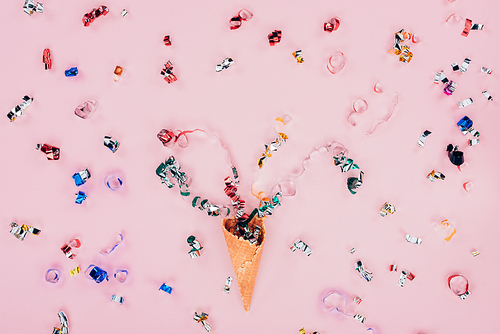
[222,216,266,312]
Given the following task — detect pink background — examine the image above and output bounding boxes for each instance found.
[1,0,500,333]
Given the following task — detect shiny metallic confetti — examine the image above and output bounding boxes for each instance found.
[443,81,457,95]
[64,67,78,77]
[74,100,98,119]
[299,328,320,334]
[193,312,212,332]
[427,170,445,181]
[481,67,492,74]
[350,247,356,254]
[324,17,340,32]
[448,275,470,300]
[43,48,52,70]
[36,143,60,160]
[216,57,234,72]
[418,130,432,147]
[268,30,282,45]
[398,270,408,287]
[72,168,91,186]
[121,9,128,17]
[434,71,449,84]
[468,138,480,146]
[7,95,33,122]
[458,98,473,108]
[85,264,109,283]
[457,116,480,137]
[52,311,69,334]
[460,58,471,73]
[258,132,288,168]
[353,314,366,324]
[229,9,253,30]
[82,5,109,27]
[113,65,124,82]
[187,235,203,258]
[405,234,422,245]
[482,90,493,101]
[104,135,120,152]
[462,19,484,37]
[389,29,417,63]
[70,266,81,277]
[159,283,173,293]
[23,0,43,15]
[451,62,459,71]
[446,144,464,166]
[471,250,480,257]
[355,261,373,282]
[163,35,171,46]
[389,264,398,272]
[61,238,81,259]
[379,202,396,217]
[10,222,41,241]
[223,276,233,293]
[75,191,87,204]
[292,50,304,63]
[111,295,124,305]
[290,239,312,256]
[160,60,177,83]
[353,296,362,305]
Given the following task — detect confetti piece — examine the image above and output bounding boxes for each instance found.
[159,283,173,294]
[327,52,345,74]
[268,30,282,46]
[70,266,80,277]
[462,19,484,37]
[187,235,203,258]
[114,270,128,283]
[104,136,120,152]
[389,29,416,63]
[418,130,432,147]
[74,100,98,119]
[111,295,124,305]
[405,234,422,244]
[427,170,445,181]
[350,248,356,254]
[113,66,124,82]
[43,48,51,70]
[481,67,492,74]
[7,95,33,122]
[448,275,470,300]
[45,269,60,283]
[160,60,177,83]
[436,219,457,241]
[229,9,253,30]
[389,264,398,272]
[457,116,480,137]
[72,168,91,186]
[398,270,415,287]
[463,182,474,192]
[355,261,373,282]
[64,67,78,77]
[82,5,109,27]
[451,62,459,71]
[10,222,41,241]
[52,311,69,334]
[353,296,362,305]
[163,35,171,46]
[36,143,60,160]
[75,191,87,204]
[194,312,212,332]
[446,144,464,166]
[223,276,233,293]
[460,58,471,73]
[292,50,304,63]
[324,17,340,32]
[216,57,235,72]
[121,9,128,17]
[61,238,81,259]
[482,90,493,101]
[353,99,368,113]
[471,250,480,257]
[290,239,312,256]
[23,0,43,15]
[353,314,366,324]
[374,82,383,93]
[85,265,109,283]
[379,202,396,217]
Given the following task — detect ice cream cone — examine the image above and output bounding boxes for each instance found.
[221,216,266,312]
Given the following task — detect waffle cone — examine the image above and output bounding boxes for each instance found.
[221,216,266,312]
